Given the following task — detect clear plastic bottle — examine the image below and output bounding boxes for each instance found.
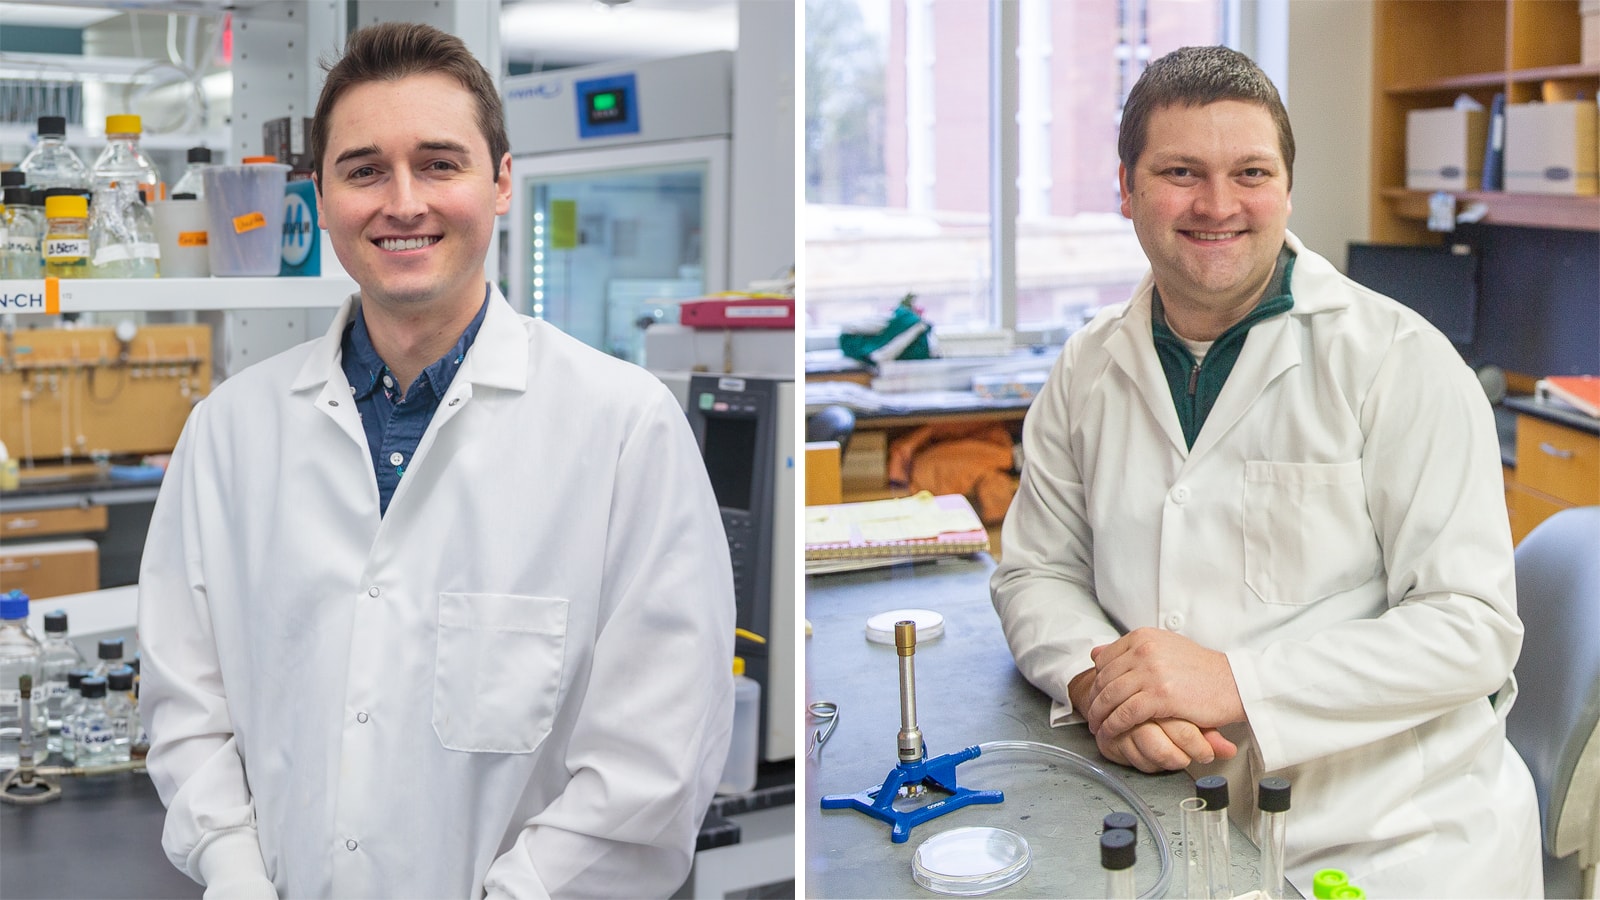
[56,669,91,763]
[37,610,86,754]
[73,676,117,766]
[1258,777,1291,899]
[17,115,92,193]
[172,146,212,199]
[1101,827,1137,900]
[105,666,136,763]
[93,636,126,679]
[0,591,44,770]
[3,186,44,279]
[717,656,761,794]
[89,114,162,279]
[43,193,91,279]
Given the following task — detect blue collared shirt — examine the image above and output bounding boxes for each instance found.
[339,287,490,516]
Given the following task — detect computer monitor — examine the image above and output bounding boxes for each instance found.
[1346,242,1479,348]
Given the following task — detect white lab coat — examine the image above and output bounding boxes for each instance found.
[992,233,1543,897]
[139,287,735,899]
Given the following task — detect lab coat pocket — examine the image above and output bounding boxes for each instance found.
[433,592,568,753]
[1243,460,1376,606]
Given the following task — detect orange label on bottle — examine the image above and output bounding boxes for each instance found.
[233,212,267,234]
[178,231,209,247]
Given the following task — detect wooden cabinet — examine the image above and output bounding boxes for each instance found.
[1371,0,1600,242]
[1506,411,1600,543]
[0,505,107,540]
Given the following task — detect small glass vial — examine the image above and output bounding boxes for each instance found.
[74,677,117,766]
[1194,775,1233,899]
[43,193,90,279]
[56,670,91,763]
[1101,826,1137,900]
[105,666,136,762]
[1258,777,1291,899]
[37,610,86,754]
[93,637,125,679]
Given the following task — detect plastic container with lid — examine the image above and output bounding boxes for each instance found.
[204,157,290,276]
[716,656,760,794]
[911,826,1032,895]
[153,195,211,278]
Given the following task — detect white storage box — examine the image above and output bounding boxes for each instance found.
[1504,101,1599,196]
[1407,107,1488,192]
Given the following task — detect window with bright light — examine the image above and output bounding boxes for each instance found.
[805,0,1231,338]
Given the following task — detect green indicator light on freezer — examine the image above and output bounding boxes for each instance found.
[592,92,618,112]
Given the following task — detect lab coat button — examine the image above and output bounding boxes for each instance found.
[346,839,358,851]
[368,587,380,598]
[382,375,394,389]
[356,712,369,724]
[1166,612,1186,630]
[1171,486,1190,504]
[389,452,404,466]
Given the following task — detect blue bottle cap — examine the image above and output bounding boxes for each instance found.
[0,593,30,620]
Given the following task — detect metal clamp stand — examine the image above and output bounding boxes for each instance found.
[820,620,1002,842]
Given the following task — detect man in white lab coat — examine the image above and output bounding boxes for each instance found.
[138,23,734,899]
[991,46,1543,897]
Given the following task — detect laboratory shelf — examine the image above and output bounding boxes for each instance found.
[1382,189,1600,233]
[0,276,356,314]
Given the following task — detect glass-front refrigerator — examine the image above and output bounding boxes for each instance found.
[506,139,728,363]
[501,52,732,365]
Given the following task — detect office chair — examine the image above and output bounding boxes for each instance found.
[805,405,856,457]
[1506,505,1600,900]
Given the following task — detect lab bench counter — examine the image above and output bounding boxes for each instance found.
[0,769,203,899]
[805,556,1288,899]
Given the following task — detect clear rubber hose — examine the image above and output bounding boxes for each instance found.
[977,740,1173,900]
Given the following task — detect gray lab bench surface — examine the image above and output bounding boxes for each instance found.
[804,555,1280,898]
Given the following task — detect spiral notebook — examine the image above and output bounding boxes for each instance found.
[804,491,989,564]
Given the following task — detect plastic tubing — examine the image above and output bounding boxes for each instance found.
[977,740,1173,900]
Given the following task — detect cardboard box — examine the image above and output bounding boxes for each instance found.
[1587,7,1600,65]
[0,538,98,600]
[1504,101,1599,196]
[1406,107,1487,192]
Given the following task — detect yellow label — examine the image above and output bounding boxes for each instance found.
[178,231,209,247]
[233,212,267,234]
[46,277,60,314]
[549,200,578,250]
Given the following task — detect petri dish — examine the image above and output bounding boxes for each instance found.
[911,825,1032,895]
[866,608,945,645]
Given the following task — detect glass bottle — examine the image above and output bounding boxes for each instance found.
[56,669,91,763]
[93,637,126,679]
[0,591,44,770]
[1258,777,1291,899]
[1101,827,1136,900]
[43,193,91,279]
[17,115,91,193]
[172,146,212,199]
[105,666,136,763]
[73,676,116,767]
[37,610,86,754]
[89,114,162,279]
[3,186,44,279]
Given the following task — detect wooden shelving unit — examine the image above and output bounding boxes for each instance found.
[1370,0,1600,243]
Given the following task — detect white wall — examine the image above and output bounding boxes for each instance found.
[730,0,797,290]
[1285,0,1373,270]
